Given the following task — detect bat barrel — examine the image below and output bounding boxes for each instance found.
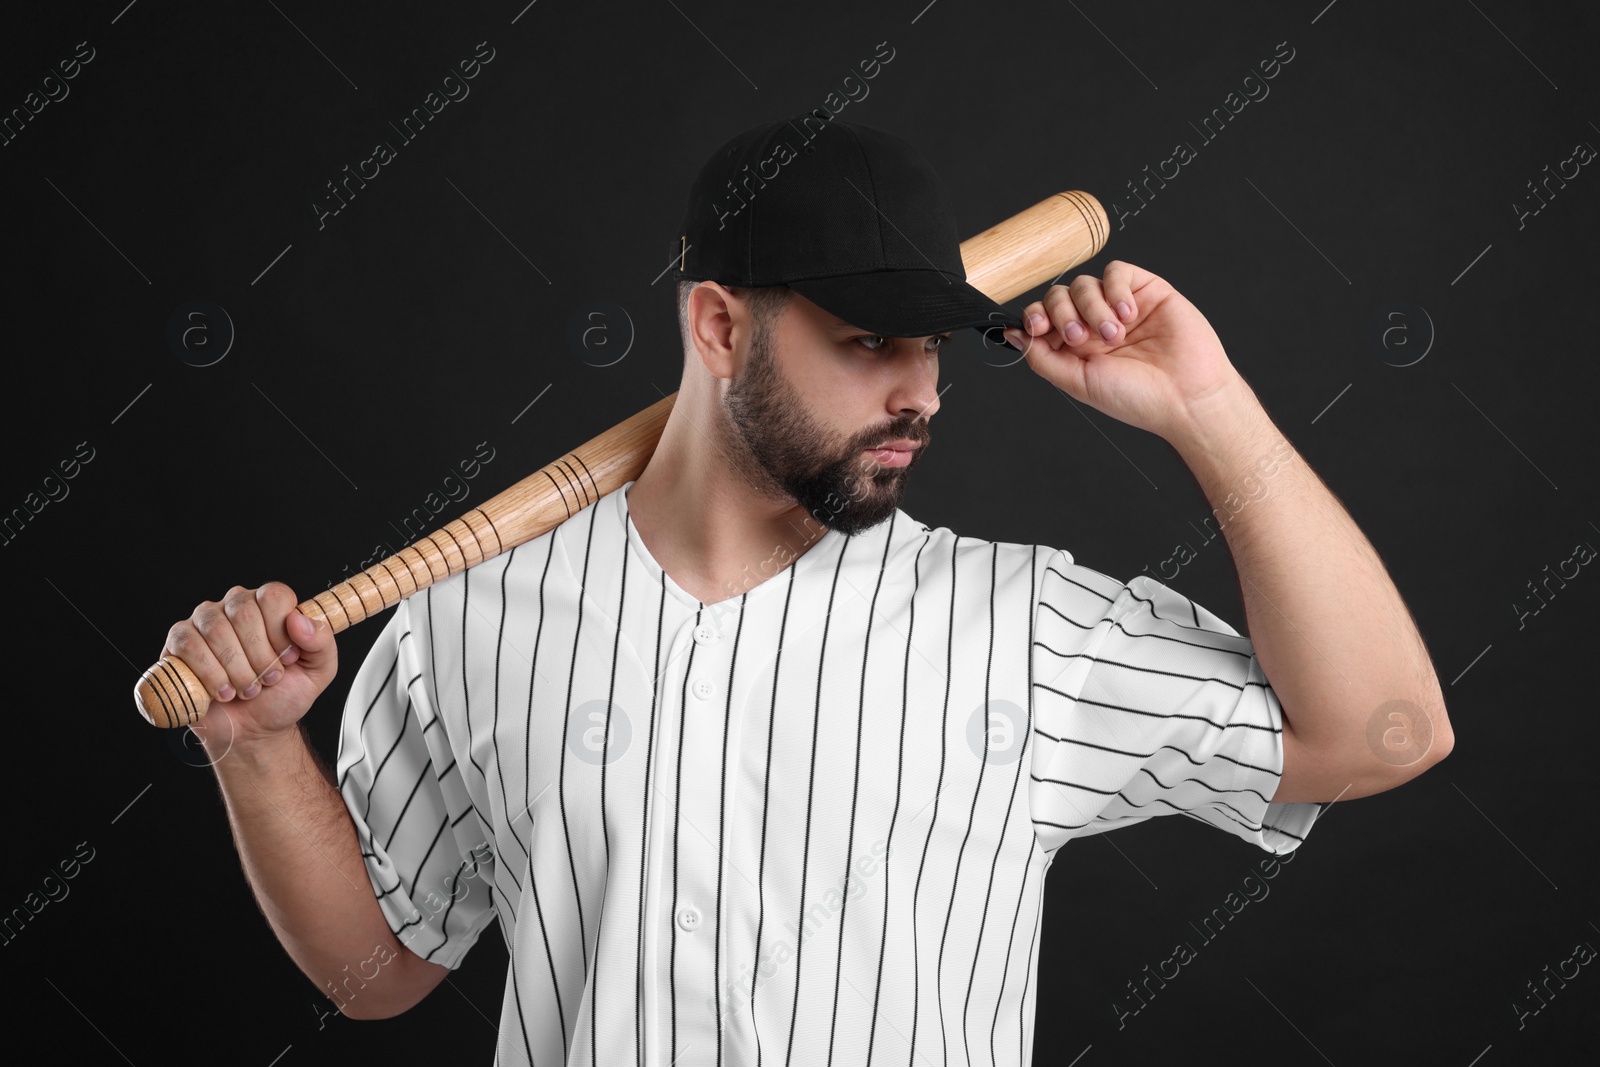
[134,192,1105,728]
[962,190,1108,301]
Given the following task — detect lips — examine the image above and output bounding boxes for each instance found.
[864,445,916,468]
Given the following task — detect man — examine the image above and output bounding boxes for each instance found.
[168,112,1452,1065]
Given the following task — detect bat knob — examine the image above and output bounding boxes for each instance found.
[135,656,212,729]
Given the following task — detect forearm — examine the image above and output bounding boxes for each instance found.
[207,724,444,1016]
[1166,374,1452,787]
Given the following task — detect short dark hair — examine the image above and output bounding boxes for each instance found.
[677,279,792,352]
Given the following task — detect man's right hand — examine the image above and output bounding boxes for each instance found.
[162,582,338,750]
[166,584,447,1016]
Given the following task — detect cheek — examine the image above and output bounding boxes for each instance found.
[786,353,863,422]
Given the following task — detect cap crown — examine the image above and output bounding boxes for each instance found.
[674,114,965,286]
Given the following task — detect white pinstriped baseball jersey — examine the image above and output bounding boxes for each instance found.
[335,479,1323,1066]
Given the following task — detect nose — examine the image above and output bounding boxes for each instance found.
[892,344,941,422]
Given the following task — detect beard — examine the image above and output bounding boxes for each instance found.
[723,312,929,537]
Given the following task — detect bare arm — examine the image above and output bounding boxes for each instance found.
[1004,260,1453,804]
[171,582,448,1018]
[1165,375,1454,802]
[203,721,450,1018]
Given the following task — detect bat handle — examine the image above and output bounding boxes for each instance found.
[133,600,344,729]
[134,507,503,728]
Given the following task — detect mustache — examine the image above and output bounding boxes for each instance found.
[860,423,930,449]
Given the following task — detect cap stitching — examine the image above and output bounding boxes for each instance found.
[748,116,812,282]
[834,121,887,270]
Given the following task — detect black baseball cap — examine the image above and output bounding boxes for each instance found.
[671,112,1025,345]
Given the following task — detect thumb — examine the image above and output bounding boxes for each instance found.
[1016,331,1088,400]
[286,610,336,673]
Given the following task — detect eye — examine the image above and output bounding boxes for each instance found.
[852,334,950,354]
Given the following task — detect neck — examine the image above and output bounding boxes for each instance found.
[627,390,830,606]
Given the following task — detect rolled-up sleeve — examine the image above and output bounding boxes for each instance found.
[335,596,498,968]
[1028,547,1323,857]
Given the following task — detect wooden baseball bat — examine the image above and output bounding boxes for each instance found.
[134,190,1109,729]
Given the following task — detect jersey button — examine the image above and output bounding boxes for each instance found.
[693,623,718,645]
[677,906,701,932]
[692,677,715,701]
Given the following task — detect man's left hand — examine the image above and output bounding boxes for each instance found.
[1003,260,1246,444]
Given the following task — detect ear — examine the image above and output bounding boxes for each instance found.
[686,281,745,381]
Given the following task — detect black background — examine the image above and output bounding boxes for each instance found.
[3,1,1597,1063]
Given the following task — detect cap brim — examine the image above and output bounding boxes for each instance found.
[785,269,1025,346]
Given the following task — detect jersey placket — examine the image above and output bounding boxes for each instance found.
[648,604,746,1064]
